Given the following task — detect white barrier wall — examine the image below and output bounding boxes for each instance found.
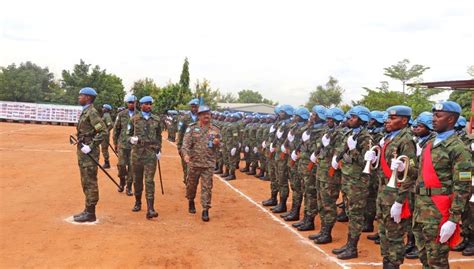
[0,101,82,123]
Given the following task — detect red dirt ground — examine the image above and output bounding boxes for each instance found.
[0,122,472,268]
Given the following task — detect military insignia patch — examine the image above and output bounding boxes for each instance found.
[410,159,415,167]
[389,110,396,115]
[434,103,443,110]
[94,123,103,131]
[194,128,200,131]
[459,172,472,181]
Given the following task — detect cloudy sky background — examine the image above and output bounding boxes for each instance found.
[1,0,473,106]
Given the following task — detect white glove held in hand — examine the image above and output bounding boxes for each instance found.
[245,146,249,153]
[130,136,139,145]
[416,143,422,157]
[347,135,357,150]
[156,152,161,160]
[390,159,405,172]
[253,147,258,154]
[291,150,298,161]
[331,155,339,170]
[390,202,403,223]
[364,150,376,163]
[310,152,317,163]
[321,134,330,147]
[439,221,457,243]
[280,144,286,153]
[231,148,237,156]
[262,141,266,148]
[81,144,91,154]
[270,143,275,153]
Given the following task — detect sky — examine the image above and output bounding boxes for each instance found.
[1,0,473,106]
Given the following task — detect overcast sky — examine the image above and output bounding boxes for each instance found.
[1,0,473,106]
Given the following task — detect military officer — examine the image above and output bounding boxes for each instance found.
[177,99,199,183]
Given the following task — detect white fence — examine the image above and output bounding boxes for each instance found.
[0,101,82,123]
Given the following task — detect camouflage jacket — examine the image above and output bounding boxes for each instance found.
[177,112,198,149]
[223,122,240,150]
[317,124,344,167]
[335,127,372,181]
[272,118,293,158]
[182,122,221,168]
[129,112,162,160]
[102,112,113,133]
[76,105,106,166]
[113,109,137,149]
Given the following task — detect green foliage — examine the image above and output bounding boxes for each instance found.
[193,79,220,110]
[0,62,55,103]
[131,78,159,100]
[305,76,343,109]
[449,90,472,118]
[236,89,276,105]
[179,57,190,90]
[217,92,237,103]
[383,59,430,93]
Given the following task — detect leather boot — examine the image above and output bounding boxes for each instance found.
[132,194,142,212]
[315,225,333,244]
[214,164,223,174]
[404,233,417,259]
[74,205,96,222]
[462,233,474,256]
[213,163,219,172]
[271,195,287,213]
[452,237,469,251]
[284,198,301,221]
[298,215,315,231]
[188,200,196,214]
[382,260,400,269]
[247,166,257,175]
[146,198,159,219]
[202,210,210,222]
[292,215,307,228]
[259,174,270,181]
[126,182,133,196]
[219,167,229,177]
[73,207,87,218]
[223,169,236,181]
[367,233,379,241]
[103,160,110,169]
[240,162,250,173]
[337,235,359,260]
[362,217,374,232]
[337,208,349,222]
[255,169,264,178]
[118,177,126,192]
[332,234,351,255]
[262,192,278,206]
[308,222,325,240]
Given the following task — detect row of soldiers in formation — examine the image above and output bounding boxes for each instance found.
[173,100,472,269]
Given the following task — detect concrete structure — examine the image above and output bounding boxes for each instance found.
[217,103,275,114]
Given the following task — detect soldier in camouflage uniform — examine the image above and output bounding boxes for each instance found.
[213,113,226,174]
[100,104,113,169]
[73,87,107,223]
[182,105,220,222]
[177,99,199,183]
[167,111,178,142]
[129,96,162,220]
[255,116,271,179]
[247,116,261,175]
[113,95,138,195]
[412,101,472,268]
[222,113,241,181]
[331,106,372,260]
[262,106,282,206]
[240,115,253,173]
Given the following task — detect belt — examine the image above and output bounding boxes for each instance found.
[415,186,451,196]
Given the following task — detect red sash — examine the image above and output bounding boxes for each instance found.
[421,142,461,247]
[380,140,411,219]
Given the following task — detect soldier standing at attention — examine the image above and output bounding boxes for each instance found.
[129,96,162,220]
[74,87,106,223]
[412,101,471,268]
[101,104,113,168]
[177,99,199,183]
[181,105,220,222]
[113,95,138,195]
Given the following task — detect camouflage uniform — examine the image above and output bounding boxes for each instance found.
[256,122,269,178]
[100,111,113,163]
[113,108,137,191]
[248,122,260,173]
[76,105,106,207]
[262,120,280,206]
[271,118,293,212]
[223,120,241,178]
[365,127,385,230]
[241,123,252,171]
[182,122,220,209]
[413,132,472,268]
[177,112,198,182]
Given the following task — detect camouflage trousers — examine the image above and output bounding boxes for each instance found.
[300,159,318,217]
[259,150,267,173]
[186,166,213,210]
[413,221,451,269]
[364,173,378,224]
[79,165,99,207]
[100,132,110,162]
[117,147,133,184]
[275,154,289,198]
[316,164,341,226]
[268,153,279,196]
[249,149,259,170]
[341,173,369,238]
[460,199,474,239]
[132,159,157,200]
[178,148,188,182]
[289,159,303,206]
[377,191,407,266]
[224,147,239,171]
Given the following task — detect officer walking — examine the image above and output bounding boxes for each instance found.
[177,99,199,183]
[101,104,113,168]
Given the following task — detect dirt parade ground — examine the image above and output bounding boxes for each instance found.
[0,122,472,269]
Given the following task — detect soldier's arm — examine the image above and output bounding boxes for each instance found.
[156,119,162,152]
[177,118,187,149]
[448,145,472,223]
[395,137,417,204]
[89,109,107,148]
[113,114,121,146]
[181,129,192,157]
[106,114,113,131]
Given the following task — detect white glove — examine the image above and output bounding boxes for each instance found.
[276,129,283,139]
[321,134,330,147]
[439,221,457,243]
[245,146,249,153]
[390,159,405,172]
[269,125,275,133]
[379,137,385,147]
[81,144,91,154]
[262,141,266,148]
[416,143,422,157]
[130,136,139,145]
[331,155,339,170]
[291,150,298,161]
[471,142,473,151]
[238,142,241,148]
[310,152,317,163]
[347,135,357,150]
[231,148,237,156]
[390,202,403,223]
[302,131,310,142]
[280,144,286,153]
[364,150,377,163]
[287,132,295,142]
[270,143,275,153]
[156,152,161,160]
[253,147,258,153]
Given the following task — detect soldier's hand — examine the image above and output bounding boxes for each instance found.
[331,155,339,170]
[184,155,190,163]
[81,144,92,154]
[390,202,403,223]
[439,221,456,243]
[130,136,139,145]
[156,152,161,161]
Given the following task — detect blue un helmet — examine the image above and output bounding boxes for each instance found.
[188,98,199,106]
[295,107,310,120]
[349,105,371,122]
[415,112,433,130]
[370,111,385,124]
[383,111,389,123]
[274,104,282,114]
[197,105,211,114]
[280,104,295,116]
[79,87,97,96]
[312,105,327,120]
[139,96,153,104]
[455,116,467,128]
[432,101,462,114]
[124,95,137,103]
[102,104,112,110]
[327,107,345,122]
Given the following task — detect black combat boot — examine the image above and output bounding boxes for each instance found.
[362,216,375,232]
[220,167,229,178]
[367,233,379,241]
[308,222,326,240]
[213,163,219,172]
[453,236,469,251]
[188,200,196,214]
[118,177,126,193]
[382,260,400,269]
[337,235,359,260]
[126,182,133,196]
[297,215,315,231]
[224,169,236,181]
[255,168,264,178]
[292,214,307,228]
[462,233,474,256]
[202,210,210,222]
[73,207,87,219]
[240,162,250,173]
[259,173,270,181]
[146,198,159,219]
[404,233,418,259]
[247,165,257,175]
[262,192,278,206]
[103,160,110,169]
[132,194,142,212]
[283,201,300,221]
[214,164,223,175]
[337,208,349,222]
[315,225,333,244]
[332,234,351,255]
[74,205,96,222]
[271,195,287,213]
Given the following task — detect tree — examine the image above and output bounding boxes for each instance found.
[177,57,192,106]
[217,92,237,103]
[193,79,220,110]
[383,59,430,95]
[235,89,277,105]
[152,83,182,114]
[131,78,159,100]
[0,61,55,103]
[305,76,343,109]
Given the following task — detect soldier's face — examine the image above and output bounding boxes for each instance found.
[368,119,376,128]
[413,124,430,137]
[78,94,91,106]
[386,115,408,132]
[191,105,198,114]
[127,102,135,110]
[327,118,335,128]
[141,103,152,112]
[199,112,211,124]
[348,115,361,128]
[432,111,457,133]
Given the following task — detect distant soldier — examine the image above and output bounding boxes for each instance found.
[129,96,162,220]
[113,95,138,195]
[412,101,472,268]
[73,87,106,222]
[177,99,199,183]
[181,105,221,222]
[101,104,113,168]
[222,113,242,181]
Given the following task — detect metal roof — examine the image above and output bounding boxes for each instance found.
[407,79,474,90]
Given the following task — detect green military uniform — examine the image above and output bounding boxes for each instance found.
[255,121,269,178]
[223,119,241,180]
[100,111,113,165]
[113,108,137,194]
[262,120,280,206]
[177,112,198,182]
[247,121,260,174]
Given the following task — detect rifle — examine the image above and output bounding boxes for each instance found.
[109,143,119,157]
[69,135,124,191]
[157,159,164,195]
[329,129,362,176]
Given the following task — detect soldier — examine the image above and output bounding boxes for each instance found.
[222,113,242,181]
[262,105,282,206]
[129,96,162,220]
[181,105,220,222]
[412,101,471,268]
[213,113,226,174]
[100,104,113,168]
[73,87,106,222]
[247,116,261,175]
[177,99,199,183]
[113,95,138,195]
[240,115,253,173]
[331,106,372,260]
